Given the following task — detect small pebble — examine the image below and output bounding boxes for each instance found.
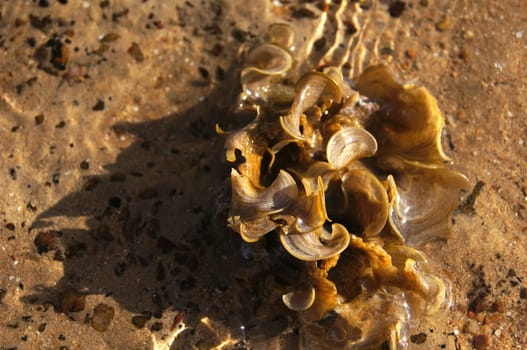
[92,99,105,111]
[91,303,115,332]
[132,314,150,328]
[410,332,427,344]
[473,333,491,349]
[128,42,144,63]
[35,114,45,125]
[60,288,85,313]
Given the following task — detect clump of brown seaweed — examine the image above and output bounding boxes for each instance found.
[219,23,468,349]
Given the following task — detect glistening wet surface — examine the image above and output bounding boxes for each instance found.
[0,1,526,349]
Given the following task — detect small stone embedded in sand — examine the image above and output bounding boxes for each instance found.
[80,159,90,170]
[389,1,406,18]
[91,303,115,332]
[128,42,145,63]
[34,230,63,254]
[473,333,491,349]
[92,99,105,111]
[35,114,45,125]
[99,32,121,42]
[60,288,86,313]
[410,332,427,344]
[132,313,151,329]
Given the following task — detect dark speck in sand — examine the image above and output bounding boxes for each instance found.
[456,181,485,215]
[128,42,145,62]
[79,159,89,170]
[389,1,407,18]
[131,313,151,328]
[35,114,45,125]
[410,332,427,344]
[92,99,105,111]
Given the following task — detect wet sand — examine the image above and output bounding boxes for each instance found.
[1,1,526,349]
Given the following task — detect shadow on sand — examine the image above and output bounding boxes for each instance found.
[26,65,301,347]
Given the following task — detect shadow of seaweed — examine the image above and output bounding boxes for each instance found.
[24,62,302,348]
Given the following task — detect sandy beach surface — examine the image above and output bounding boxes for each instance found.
[1,1,526,349]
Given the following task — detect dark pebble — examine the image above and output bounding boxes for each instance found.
[38,0,50,8]
[92,99,105,111]
[131,314,150,328]
[0,288,7,303]
[38,323,47,332]
[26,37,37,47]
[389,1,406,18]
[99,32,120,42]
[198,67,209,79]
[410,332,427,344]
[35,114,45,125]
[520,286,527,299]
[34,230,62,254]
[91,303,115,332]
[314,37,326,51]
[60,288,86,313]
[46,37,69,70]
[5,223,15,231]
[231,28,247,42]
[79,159,89,170]
[128,42,144,62]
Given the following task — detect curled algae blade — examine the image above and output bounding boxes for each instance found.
[220,23,468,349]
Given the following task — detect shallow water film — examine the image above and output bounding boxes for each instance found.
[1,1,526,349]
